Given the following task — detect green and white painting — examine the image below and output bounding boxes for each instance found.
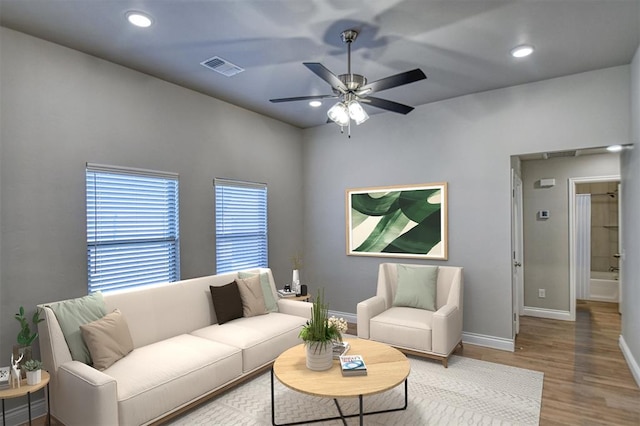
[346,183,447,259]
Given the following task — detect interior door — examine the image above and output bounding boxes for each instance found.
[511,170,524,337]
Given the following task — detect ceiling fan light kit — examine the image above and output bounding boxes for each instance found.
[269,28,427,137]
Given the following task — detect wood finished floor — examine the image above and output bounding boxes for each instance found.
[35,301,639,426]
[458,301,639,425]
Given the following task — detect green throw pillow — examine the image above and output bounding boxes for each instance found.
[47,292,107,365]
[392,265,439,311]
[238,271,278,312]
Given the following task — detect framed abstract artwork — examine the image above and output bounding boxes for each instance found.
[346,183,448,260]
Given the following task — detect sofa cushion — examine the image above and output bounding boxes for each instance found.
[80,309,133,370]
[370,306,434,352]
[104,334,242,426]
[47,292,107,364]
[191,312,306,372]
[236,275,267,317]
[210,282,243,324]
[393,264,438,311]
[238,271,278,312]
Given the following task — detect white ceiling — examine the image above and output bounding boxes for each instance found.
[1,0,638,129]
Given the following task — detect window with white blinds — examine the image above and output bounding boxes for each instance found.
[215,178,268,273]
[86,163,180,293]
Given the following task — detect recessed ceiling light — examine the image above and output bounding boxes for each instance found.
[309,101,322,107]
[510,45,534,58]
[126,11,153,28]
[606,145,623,152]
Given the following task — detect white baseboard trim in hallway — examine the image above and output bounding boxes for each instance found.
[619,335,640,388]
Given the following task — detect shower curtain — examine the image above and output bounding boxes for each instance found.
[576,194,591,300]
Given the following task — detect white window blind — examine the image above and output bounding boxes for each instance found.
[215,178,267,273]
[86,163,180,293]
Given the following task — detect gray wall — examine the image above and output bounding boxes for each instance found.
[521,154,620,311]
[620,44,640,381]
[302,65,630,342]
[0,28,303,361]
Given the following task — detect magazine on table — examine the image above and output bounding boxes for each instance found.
[339,354,367,376]
[332,341,350,359]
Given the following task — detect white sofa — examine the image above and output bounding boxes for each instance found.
[37,268,311,426]
[357,263,463,367]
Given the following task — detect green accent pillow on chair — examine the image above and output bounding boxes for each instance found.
[392,265,439,311]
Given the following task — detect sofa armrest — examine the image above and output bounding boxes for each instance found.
[277,299,312,319]
[357,296,386,339]
[56,361,118,426]
[431,304,461,356]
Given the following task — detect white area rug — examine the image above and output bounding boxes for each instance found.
[168,355,543,425]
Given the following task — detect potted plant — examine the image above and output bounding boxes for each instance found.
[23,359,43,386]
[14,306,44,377]
[298,289,342,371]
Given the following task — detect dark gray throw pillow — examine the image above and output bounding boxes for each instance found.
[210,282,243,324]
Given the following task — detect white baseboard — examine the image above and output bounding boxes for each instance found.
[3,396,47,425]
[619,335,640,388]
[328,310,357,324]
[523,306,572,321]
[462,332,515,352]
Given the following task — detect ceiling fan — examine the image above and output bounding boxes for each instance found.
[269,29,427,135]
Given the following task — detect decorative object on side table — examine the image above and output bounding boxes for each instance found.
[298,289,342,371]
[13,306,43,378]
[291,252,303,295]
[10,353,23,388]
[23,359,43,386]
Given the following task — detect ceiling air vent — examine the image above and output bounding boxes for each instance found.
[200,56,244,77]
[544,150,577,159]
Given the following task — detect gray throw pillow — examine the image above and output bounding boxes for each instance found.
[80,309,134,371]
[392,265,439,311]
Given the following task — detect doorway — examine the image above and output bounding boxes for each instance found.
[569,176,621,320]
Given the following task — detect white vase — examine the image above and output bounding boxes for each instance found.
[292,269,300,293]
[305,342,333,371]
[26,369,41,386]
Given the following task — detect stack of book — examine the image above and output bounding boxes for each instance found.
[277,289,297,297]
[332,341,350,359]
[339,354,367,376]
[0,366,10,390]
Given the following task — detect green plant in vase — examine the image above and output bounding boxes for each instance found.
[299,289,342,353]
[14,306,44,377]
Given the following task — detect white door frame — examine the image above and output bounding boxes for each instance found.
[568,174,620,321]
[511,169,524,338]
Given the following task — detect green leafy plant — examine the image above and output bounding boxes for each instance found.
[23,359,42,372]
[15,306,44,346]
[299,289,342,352]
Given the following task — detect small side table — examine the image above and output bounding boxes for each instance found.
[278,294,311,302]
[0,370,50,426]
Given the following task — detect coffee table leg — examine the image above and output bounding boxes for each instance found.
[271,367,276,426]
[359,395,363,426]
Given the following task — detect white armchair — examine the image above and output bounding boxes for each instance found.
[357,263,463,367]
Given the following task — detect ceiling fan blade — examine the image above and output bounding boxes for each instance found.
[270,94,337,103]
[358,69,426,95]
[303,63,347,93]
[360,96,415,115]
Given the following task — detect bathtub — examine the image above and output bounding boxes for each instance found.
[589,271,619,302]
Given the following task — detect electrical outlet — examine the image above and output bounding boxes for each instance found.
[538,289,546,298]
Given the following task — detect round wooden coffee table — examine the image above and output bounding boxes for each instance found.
[271,338,410,426]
